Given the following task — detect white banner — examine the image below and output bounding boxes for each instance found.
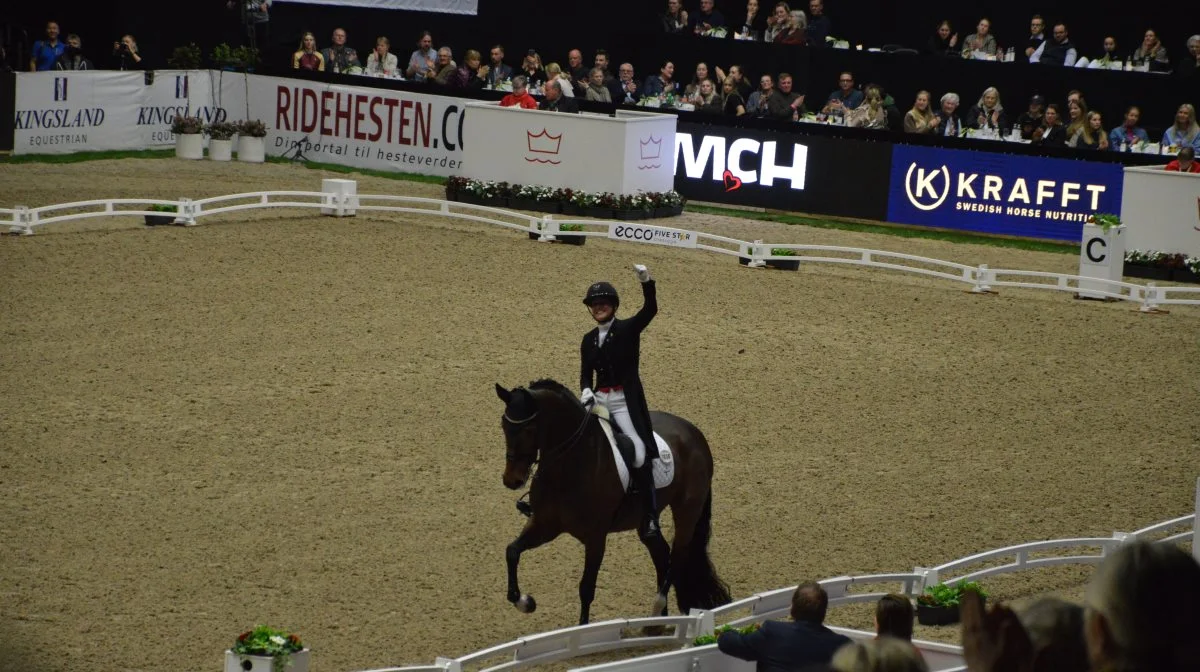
[273,0,478,14]
[1120,166,1200,256]
[607,223,698,248]
[249,74,469,175]
[141,70,248,149]
[14,72,145,154]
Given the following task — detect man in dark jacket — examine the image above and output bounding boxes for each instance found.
[539,80,579,112]
[580,265,661,540]
[718,581,851,672]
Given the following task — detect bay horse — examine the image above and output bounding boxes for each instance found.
[494,378,732,625]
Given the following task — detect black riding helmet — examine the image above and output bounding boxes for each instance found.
[583,281,619,311]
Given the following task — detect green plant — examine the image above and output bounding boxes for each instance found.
[1088,213,1122,233]
[167,43,202,69]
[170,115,203,135]
[959,581,989,600]
[692,622,760,646]
[231,625,304,672]
[770,248,798,256]
[204,121,238,141]
[211,43,259,69]
[560,223,583,232]
[148,204,177,213]
[917,581,987,608]
[237,119,268,138]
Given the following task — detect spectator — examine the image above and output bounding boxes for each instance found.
[111,35,144,70]
[364,37,398,77]
[1031,23,1078,66]
[830,637,929,672]
[1179,35,1200,79]
[1068,111,1109,149]
[1109,106,1150,149]
[1024,15,1046,60]
[684,62,714,102]
[430,47,456,85]
[1163,103,1200,150]
[1132,29,1170,69]
[1017,95,1045,139]
[845,84,888,129]
[1065,99,1088,139]
[1033,104,1067,146]
[822,71,863,113]
[718,581,852,671]
[322,28,360,73]
[239,1,271,51]
[54,34,93,71]
[968,87,1007,131]
[1015,597,1089,672]
[545,63,576,98]
[962,18,998,59]
[610,63,640,104]
[30,21,64,72]
[1088,36,1121,69]
[690,0,727,36]
[770,72,805,120]
[693,80,722,113]
[593,49,614,86]
[485,45,512,88]
[1066,89,1085,107]
[764,3,790,43]
[746,74,776,116]
[878,86,903,131]
[585,68,612,103]
[1165,147,1200,172]
[904,90,939,134]
[538,79,579,113]
[874,594,915,643]
[642,60,679,97]
[722,77,746,116]
[661,0,689,35]
[567,49,589,90]
[499,75,538,109]
[519,50,547,89]
[716,64,752,99]
[450,49,486,90]
[807,0,831,47]
[292,32,324,71]
[1082,540,1200,671]
[736,0,767,41]
[405,31,436,81]
[937,92,964,137]
[925,21,958,58]
[774,10,807,45]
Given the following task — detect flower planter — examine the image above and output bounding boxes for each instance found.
[144,214,175,226]
[457,192,485,205]
[209,139,234,161]
[583,207,615,219]
[482,196,509,208]
[237,136,266,163]
[654,206,677,218]
[175,133,204,160]
[1123,263,1173,282]
[670,204,684,216]
[561,203,583,216]
[224,648,310,672]
[1172,268,1199,284]
[916,604,960,626]
[556,234,586,246]
[614,209,646,221]
[510,198,560,214]
[766,258,800,271]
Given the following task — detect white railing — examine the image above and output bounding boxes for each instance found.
[4,185,1200,312]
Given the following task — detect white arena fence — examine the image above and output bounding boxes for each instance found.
[4,181,1200,312]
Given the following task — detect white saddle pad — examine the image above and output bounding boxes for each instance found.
[594,411,675,492]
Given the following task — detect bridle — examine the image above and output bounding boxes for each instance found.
[503,394,593,469]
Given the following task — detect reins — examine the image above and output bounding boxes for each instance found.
[503,395,594,471]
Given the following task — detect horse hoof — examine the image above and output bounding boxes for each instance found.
[516,594,537,613]
[651,593,668,616]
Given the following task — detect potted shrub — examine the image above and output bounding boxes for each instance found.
[1123,250,1173,281]
[1179,256,1200,284]
[211,44,259,71]
[482,181,511,208]
[557,222,586,246]
[224,625,309,672]
[513,184,560,214]
[172,115,204,159]
[614,194,644,221]
[555,188,579,215]
[457,179,489,206]
[236,120,267,163]
[167,43,202,69]
[691,623,760,647]
[766,248,800,271]
[445,176,467,201]
[584,192,618,220]
[916,582,988,626]
[205,121,237,161]
[663,190,686,216]
[144,203,177,226]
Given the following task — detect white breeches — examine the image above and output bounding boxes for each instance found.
[595,389,646,467]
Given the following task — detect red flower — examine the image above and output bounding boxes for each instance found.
[288,635,301,644]
[238,631,251,642]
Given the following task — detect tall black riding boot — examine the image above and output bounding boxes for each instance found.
[635,460,662,540]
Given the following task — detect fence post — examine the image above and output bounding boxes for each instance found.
[175,198,198,226]
[435,656,462,672]
[689,608,714,639]
[11,206,34,236]
[913,567,937,592]
[971,264,994,294]
[1138,284,1163,313]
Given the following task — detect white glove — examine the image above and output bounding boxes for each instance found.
[634,264,651,283]
[580,388,595,406]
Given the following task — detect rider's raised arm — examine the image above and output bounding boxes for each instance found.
[628,265,657,333]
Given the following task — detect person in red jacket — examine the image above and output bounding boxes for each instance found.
[499,75,538,109]
[1165,147,1200,173]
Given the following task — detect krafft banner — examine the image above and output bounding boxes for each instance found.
[250,74,470,176]
[887,144,1125,241]
[274,0,478,14]
[672,121,892,220]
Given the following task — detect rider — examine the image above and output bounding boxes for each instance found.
[580,264,661,540]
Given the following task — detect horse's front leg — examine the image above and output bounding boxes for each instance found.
[506,517,560,614]
[578,535,608,625]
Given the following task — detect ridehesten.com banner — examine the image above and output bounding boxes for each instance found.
[887,144,1125,241]
[249,74,470,176]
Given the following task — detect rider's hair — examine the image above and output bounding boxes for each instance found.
[790,581,828,623]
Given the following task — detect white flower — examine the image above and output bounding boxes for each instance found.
[270,635,286,646]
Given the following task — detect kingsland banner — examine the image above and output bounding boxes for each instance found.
[13,70,246,154]
[273,0,479,14]
[250,74,470,176]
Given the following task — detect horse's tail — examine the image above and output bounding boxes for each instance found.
[674,491,732,612]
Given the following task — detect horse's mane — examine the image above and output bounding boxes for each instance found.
[528,378,585,412]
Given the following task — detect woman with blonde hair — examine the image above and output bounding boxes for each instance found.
[846,85,887,129]
[903,90,939,134]
[292,31,325,71]
[763,2,790,42]
[1163,103,1200,150]
[544,62,575,97]
[967,86,1007,131]
[1064,99,1088,139]
[831,637,929,672]
[722,77,746,116]
[1068,111,1109,150]
[365,36,398,76]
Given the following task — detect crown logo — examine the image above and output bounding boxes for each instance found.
[527,129,563,154]
[639,136,662,160]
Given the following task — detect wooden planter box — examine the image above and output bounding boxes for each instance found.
[766,258,800,271]
[1173,267,1199,284]
[562,202,583,216]
[510,198,561,214]
[614,209,648,220]
[916,603,960,626]
[582,208,615,219]
[1124,263,1173,281]
[224,648,310,672]
[557,233,586,245]
[144,214,175,226]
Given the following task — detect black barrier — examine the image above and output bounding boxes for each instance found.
[0,71,14,152]
[673,121,892,220]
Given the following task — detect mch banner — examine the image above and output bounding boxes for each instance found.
[887,144,1125,241]
[273,0,478,14]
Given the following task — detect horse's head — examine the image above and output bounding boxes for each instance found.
[494,379,588,490]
